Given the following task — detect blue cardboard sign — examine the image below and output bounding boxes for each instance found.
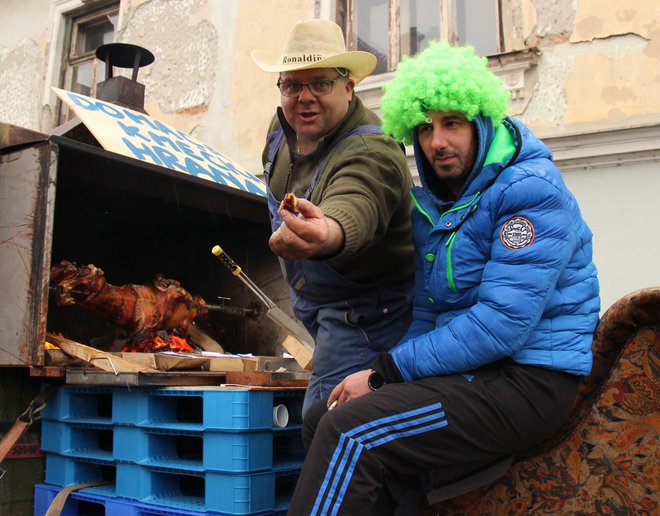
[53,87,266,196]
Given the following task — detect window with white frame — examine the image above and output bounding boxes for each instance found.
[59,2,119,122]
[337,0,508,74]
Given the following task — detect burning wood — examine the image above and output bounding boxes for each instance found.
[49,260,208,336]
[122,333,195,353]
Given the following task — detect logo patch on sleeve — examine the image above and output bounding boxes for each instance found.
[500,216,535,249]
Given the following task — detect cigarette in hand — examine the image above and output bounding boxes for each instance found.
[328,400,338,411]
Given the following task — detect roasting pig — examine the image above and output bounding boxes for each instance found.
[49,260,208,335]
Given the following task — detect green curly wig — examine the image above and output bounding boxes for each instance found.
[381,40,510,145]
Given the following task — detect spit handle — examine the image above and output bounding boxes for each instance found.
[211,245,275,309]
[211,245,241,275]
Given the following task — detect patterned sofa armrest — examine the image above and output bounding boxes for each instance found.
[557,286,660,444]
[428,287,660,515]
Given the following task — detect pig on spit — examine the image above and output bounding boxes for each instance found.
[49,260,208,335]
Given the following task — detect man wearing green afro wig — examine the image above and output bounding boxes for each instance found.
[381,40,510,144]
[288,41,599,515]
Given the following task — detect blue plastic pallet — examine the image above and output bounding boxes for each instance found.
[114,425,305,472]
[42,417,305,473]
[44,455,301,514]
[41,386,115,424]
[44,454,118,496]
[120,388,304,431]
[42,420,116,461]
[42,386,304,431]
[34,483,289,516]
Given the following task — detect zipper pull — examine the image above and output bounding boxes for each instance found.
[284,162,294,192]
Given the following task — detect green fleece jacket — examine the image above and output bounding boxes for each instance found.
[262,96,414,287]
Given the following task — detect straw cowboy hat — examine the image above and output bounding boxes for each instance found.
[251,19,377,83]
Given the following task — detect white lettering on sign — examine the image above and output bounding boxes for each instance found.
[53,88,266,197]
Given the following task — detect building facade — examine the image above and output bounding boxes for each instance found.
[1,0,659,311]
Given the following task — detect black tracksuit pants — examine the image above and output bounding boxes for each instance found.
[287,360,580,516]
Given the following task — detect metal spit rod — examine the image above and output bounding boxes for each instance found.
[210,244,315,354]
[210,246,277,309]
[48,285,257,318]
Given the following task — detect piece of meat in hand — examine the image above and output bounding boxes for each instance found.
[49,260,208,335]
[280,193,299,213]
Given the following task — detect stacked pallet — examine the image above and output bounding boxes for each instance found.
[35,385,305,515]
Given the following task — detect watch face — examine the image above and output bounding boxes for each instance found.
[368,370,385,391]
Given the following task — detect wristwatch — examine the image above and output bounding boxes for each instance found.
[367,369,386,391]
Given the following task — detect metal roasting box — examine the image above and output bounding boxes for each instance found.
[0,121,303,382]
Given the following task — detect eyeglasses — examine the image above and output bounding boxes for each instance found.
[276,76,345,97]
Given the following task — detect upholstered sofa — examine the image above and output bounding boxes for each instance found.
[422,287,659,515]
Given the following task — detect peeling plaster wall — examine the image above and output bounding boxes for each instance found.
[516,0,660,309]
[221,1,316,174]
[519,0,660,134]
[2,0,656,158]
[521,48,571,128]
[0,39,44,130]
[119,0,219,135]
[571,0,658,42]
[563,35,656,124]
[0,1,49,131]
[189,1,316,175]
[116,0,315,174]
[0,0,314,171]
[519,0,537,42]
[524,0,574,43]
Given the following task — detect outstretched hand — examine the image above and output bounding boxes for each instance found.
[327,370,372,409]
[269,198,344,260]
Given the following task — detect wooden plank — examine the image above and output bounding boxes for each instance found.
[120,352,210,371]
[65,369,226,387]
[186,324,224,352]
[225,370,309,388]
[46,334,157,373]
[281,335,313,371]
[45,348,84,367]
[206,356,257,372]
[29,366,66,378]
[118,353,158,369]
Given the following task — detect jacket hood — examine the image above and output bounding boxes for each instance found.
[412,116,554,210]
[412,114,495,203]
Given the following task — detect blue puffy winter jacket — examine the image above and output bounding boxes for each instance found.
[390,116,600,380]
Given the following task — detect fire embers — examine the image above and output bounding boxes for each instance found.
[121,331,195,353]
[49,260,208,336]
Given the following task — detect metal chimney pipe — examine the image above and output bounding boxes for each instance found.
[95,42,155,113]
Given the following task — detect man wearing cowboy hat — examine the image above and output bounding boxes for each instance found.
[251,19,414,417]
